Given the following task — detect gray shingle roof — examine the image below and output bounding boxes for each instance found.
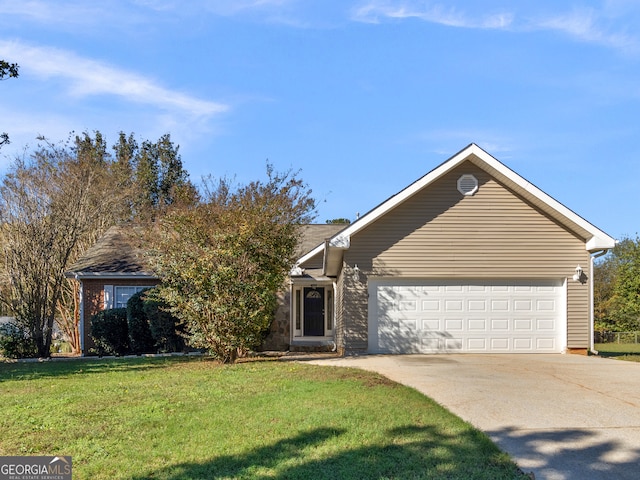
[65,226,152,277]
[66,223,347,278]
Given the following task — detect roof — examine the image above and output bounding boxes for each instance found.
[66,223,346,280]
[297,224,347,255]
[298,144,617,276]
[65,226,157,279]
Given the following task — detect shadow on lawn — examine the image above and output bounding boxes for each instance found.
[131,425,526,480]
[488,426,640,480]
[0,355,202,382]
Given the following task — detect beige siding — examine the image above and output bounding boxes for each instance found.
[300,251,324,270]
[342,161,591,351]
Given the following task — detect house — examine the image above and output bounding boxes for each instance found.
[69,144,616,356]
[65,227,160,354]
[275,144,616,355]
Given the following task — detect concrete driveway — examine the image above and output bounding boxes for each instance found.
[309,354,640,480]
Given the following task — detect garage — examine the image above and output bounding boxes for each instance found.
[368,279,566,354]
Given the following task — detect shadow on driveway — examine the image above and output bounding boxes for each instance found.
[488,426,640,480]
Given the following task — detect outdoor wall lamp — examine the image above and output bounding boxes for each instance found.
[573,265,583,282]
[352,264,360,283]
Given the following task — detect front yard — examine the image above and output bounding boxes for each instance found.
[595,343,640,362]
[0,356,528,479]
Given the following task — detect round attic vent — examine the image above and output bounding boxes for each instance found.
[457,174,478,196]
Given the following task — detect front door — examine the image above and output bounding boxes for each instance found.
[304,287,324,336]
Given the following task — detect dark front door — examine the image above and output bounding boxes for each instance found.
[304,287,324,336]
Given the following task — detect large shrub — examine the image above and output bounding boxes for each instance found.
[90,308,129,356]
[127,289,156,354]
[143,295,184,353]
[0,321,38,358]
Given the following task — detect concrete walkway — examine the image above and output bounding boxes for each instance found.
[309,354,640,480]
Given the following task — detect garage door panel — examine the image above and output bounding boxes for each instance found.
[467,319,487,331]
[491,338,510,350]
[491,318,510,330]
[491,300,509,311]
[514,318,533,331]
[370,280,565,354]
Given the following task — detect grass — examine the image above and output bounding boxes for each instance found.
[595,343,640,362]
[0,356,528,480]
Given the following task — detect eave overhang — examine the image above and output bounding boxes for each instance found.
[64,271,159,281]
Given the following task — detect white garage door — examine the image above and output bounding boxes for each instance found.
[368,280,566,354]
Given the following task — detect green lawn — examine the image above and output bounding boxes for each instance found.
[0,356,528,480]
[595,343,640,362]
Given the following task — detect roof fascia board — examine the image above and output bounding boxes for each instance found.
[65,272,159,280]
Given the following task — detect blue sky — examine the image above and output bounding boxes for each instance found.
[0,1,638,241]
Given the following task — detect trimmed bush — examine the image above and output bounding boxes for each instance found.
[127,289,155,354]
[0,321,37,358]
[90,308,129,356]
[144,296,185,353]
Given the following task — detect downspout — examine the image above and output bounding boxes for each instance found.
[332,281,338,352]
[589,249,609,354]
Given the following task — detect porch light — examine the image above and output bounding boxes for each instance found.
[573,265,583,282]
[353,264,360,282]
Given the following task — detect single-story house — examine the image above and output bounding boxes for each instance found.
[65,227,160,354]
[68,144,616,356]
[271,143,616,355]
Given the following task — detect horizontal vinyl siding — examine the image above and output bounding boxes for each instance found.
[347,163,588,277]
[343,161,591,350]
[300,251,324,270]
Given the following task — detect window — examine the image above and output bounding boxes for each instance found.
[326,289,333,332]
[114,286,151,309]
[294,289,301,331]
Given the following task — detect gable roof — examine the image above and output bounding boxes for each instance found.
[298,144,616,275]
[65,226,157,279]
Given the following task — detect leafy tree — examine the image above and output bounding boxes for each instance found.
[130,133,196,222]
[594,236,640,332]
[326,218,351,224]
[147,165,316,362]
[0,60,19,149]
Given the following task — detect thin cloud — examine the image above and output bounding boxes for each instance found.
[534,8,637,52]
[0,0,123,26]
[352,1,638,53]
[0,40,228,118]
[352,1,513,29]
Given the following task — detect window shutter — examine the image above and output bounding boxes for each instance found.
[103,285,114,310]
